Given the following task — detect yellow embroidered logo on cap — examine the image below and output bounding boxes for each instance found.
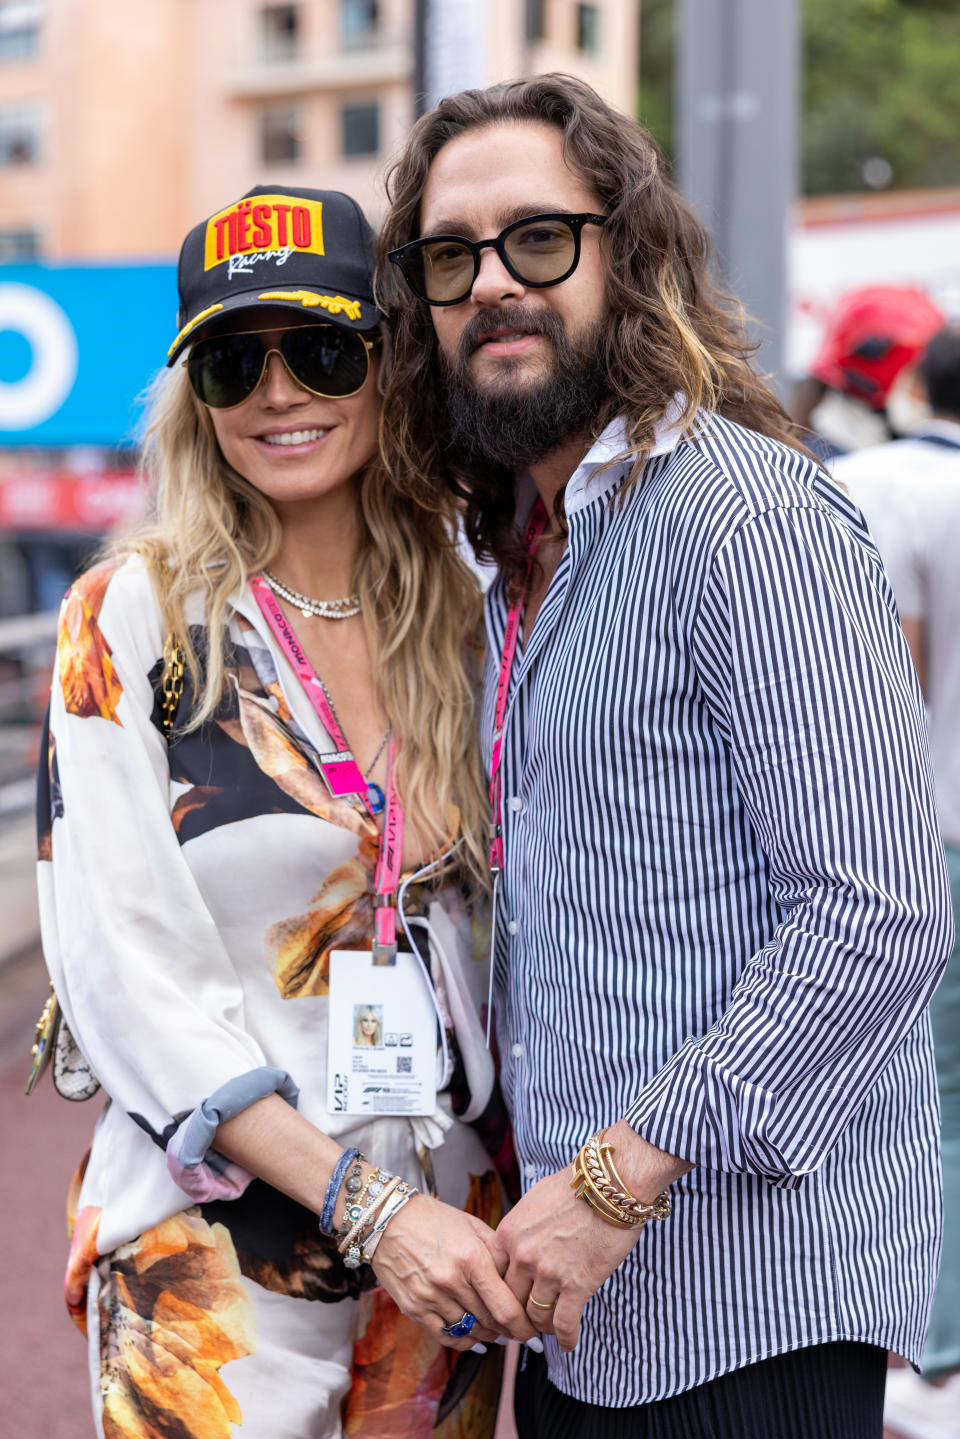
[204,195,324,271]
[257,290,362,321]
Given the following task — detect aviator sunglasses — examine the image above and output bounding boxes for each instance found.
[186,323,379,410]
[388,211,608,307]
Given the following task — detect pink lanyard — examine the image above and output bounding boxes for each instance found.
[251,575,404,960]
[488,497,549,876]
[484,497,548,1044]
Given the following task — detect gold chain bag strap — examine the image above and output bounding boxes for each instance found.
[26,632,185,1099]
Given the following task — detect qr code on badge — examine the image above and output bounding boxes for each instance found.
[396,1056,412,1074]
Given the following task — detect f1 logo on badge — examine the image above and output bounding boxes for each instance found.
[332,1072,347,1112]
[0,283,78,431]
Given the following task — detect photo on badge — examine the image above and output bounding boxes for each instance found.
[353,1003,383,1048]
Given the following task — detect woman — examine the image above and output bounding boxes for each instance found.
[354,1006,382,1048]
[36,185,533,1438]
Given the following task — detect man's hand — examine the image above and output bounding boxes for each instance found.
[490,1123,692,1351]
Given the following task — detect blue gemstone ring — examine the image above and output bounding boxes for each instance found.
[441,1311,477,1339]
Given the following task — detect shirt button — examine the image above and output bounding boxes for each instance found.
[511,1042,523,1058]
[508,795,523,813]
[507,919,519,936]
[524,1163,538,1181]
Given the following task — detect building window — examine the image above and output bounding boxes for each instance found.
[0,1,42,62]
[341,0,378,50]
[0,102,41,165]
[576,2,600,54]
[524,0,545,45]
[259,105,302,164]
[0,227,39,259]
[341,101,379,158]
[260,3,298,62]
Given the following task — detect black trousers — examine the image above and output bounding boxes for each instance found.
[513,1342,887,1439]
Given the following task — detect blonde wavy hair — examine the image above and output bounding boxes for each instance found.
[116,340,488,883]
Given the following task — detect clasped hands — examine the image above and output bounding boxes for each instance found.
[370,1122,691,1354]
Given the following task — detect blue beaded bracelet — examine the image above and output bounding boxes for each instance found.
[319,1147,361,1237]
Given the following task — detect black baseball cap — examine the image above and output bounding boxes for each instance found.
[166,185,381,366]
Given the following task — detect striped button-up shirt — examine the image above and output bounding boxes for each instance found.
[483,413,950,1405]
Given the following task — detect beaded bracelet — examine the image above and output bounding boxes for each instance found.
[338,1167,393,1240]
[319,1147,362,1238]
[340,1176,403,1269]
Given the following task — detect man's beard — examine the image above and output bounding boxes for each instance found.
[439,306,610,472]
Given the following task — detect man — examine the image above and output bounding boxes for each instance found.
[791,284,944,461]
[379,76,951,1437]
[834,327,960,1439]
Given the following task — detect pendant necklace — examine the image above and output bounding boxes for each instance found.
[262,569,361,621]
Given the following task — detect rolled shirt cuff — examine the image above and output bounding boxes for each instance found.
[166,1066,300,1202]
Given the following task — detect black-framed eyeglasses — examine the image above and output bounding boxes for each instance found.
[185,323,379,410]
[388,212,608,307]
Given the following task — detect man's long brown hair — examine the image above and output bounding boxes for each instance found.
[377,73,807,583]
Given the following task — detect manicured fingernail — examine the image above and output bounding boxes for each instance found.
[470,1343,488,1354]
[492,1335,509,1346]
[526,1337,544,1353]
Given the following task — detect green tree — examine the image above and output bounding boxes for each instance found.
[635,0,960,195]
[804,0,960,193]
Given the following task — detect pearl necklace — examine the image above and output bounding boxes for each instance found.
[263,570,361,621]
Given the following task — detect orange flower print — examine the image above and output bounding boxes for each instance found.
[222,684,370,836]
[345,1289,453,1437]
[97,1209,255,1439]
[265,832,380,998]
[66,1202,102,1335]
[58,560,124,724]
[344,1171,504,1438]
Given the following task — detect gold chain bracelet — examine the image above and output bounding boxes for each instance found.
[571,1130,672,1229]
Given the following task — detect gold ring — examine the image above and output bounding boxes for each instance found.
[528,1294,557,1310]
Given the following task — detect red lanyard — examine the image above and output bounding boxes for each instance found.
[488,498,549,876]
[251,575,404,960]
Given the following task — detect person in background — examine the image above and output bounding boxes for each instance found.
[791,283,944,460]
[377,72,952,1439]
[35,184,535,1439]
[834,326,960,1439]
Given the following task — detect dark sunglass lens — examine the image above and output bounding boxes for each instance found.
[417,240,475,303]
[504,218,577,285]
[188,334,265,408]
[282,326,369,397]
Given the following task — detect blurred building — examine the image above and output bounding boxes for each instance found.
[0,0,640,258]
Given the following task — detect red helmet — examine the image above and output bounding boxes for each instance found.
[811,285,945,410]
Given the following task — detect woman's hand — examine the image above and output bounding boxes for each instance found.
[370,1193,538,1351]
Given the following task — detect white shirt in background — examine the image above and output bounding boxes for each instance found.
[833,422,960,846]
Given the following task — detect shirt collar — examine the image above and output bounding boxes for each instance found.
[564,395,688,516]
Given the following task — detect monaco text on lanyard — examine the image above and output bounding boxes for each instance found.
[251,575,404,962]
[485,497,549,1041]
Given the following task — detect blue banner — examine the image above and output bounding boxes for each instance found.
[0,263,178,447]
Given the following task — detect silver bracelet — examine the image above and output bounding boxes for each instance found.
[361,1186,420,1263]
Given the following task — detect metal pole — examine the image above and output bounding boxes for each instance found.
[413,0,428,119]
[677,0,799,390]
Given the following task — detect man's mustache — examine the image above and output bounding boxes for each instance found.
[456,307,561,367]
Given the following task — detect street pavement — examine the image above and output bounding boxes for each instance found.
[0,944,98,1437]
